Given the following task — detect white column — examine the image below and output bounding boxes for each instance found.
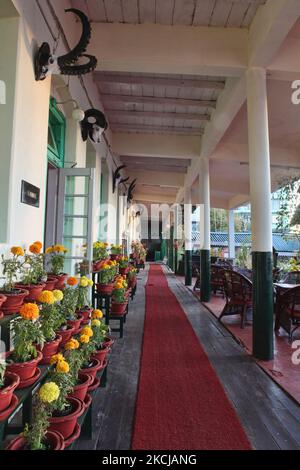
[228,209,235,260]
[199,157,211,251]
[184,187,192,251]
[246,67,272,252]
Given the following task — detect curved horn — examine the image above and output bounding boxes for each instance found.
[59,54,97,76]
[119,177,130,185]
[113,165,126,193]
[58,9,92,67]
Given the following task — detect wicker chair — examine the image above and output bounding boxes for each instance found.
[275,286,300,342]
[282,271,300,285]
[211,265,226,296]
[219,270,252,328]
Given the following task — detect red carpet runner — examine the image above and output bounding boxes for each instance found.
[132,265,251,450]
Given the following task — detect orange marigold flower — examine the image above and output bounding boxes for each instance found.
[33,241,43,250]
[19,303,40,321]
[11,246,24,257]
[53,244,65,253]
[64,338,80,351]
[50,353,64,365]
[80,334,90,344]
[67,276,78,286]
[56,360,70,374]
[45,247,53,254]
[29,243,41,255]
[92,309,103,319]
[81,326,93,338]
[37,290,55,305]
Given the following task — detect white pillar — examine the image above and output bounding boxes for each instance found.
[246,67,272,253]
[199,157,211,252]
[184,188,192,251]
[246,66,273,361]
[228,209,235,260]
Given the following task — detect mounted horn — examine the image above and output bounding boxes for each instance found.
[113,165,126,193]
[127,179,137,204]
[35,9,97,81]
[80,109,108,143]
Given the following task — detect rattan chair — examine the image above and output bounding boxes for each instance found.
[275,285,300,342]
[219,270,252,328]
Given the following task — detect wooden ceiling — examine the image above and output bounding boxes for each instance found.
[94,71,225,136]
[72,0,266,28]
[120,156,192,173]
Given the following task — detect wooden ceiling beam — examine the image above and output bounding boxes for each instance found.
[101,94,217,108]
[111,124,204,136]
[108,110,210,121]
[95,73,225,90]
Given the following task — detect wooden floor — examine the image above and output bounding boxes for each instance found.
[75,264,300,450]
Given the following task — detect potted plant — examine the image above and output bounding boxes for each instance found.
[128,267,137,288]
[0,294,7,319]
[93,241,109,271]
[37,290,64,364]
[90,313,111,362]
[16,242,46,301]
[6,382,65,450]
[111,278,128,315]
[64,338,93,402]
[96,261,117,294]
[0,360,20,417]
[58,277,79,341]
[6,303,44,386]
[110,244,122,261]
[76,276,93,323]
[47,356,84,440]
[118,256,129,276]
[0,247,29,315]
[45,245,68,289]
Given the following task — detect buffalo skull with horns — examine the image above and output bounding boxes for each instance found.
[35,9,97,81]
[80,108,108,143]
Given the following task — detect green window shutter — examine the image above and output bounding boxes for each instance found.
[47,97,66,168]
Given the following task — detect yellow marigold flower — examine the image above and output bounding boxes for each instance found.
[11,246,24,257]
[92,309,103,319]
[50,353,64,365]
[81,326,93,338]
[64,338,80,350]
[80,278,89,287]
[88,279,94,287]
[45,246,53,254]
[29,243,41,255]
[33,241,43,250]
[39,382,60,403]
[67,276,78,286]
[92,319,101,328]
[56,360,70,373]
[80,334,90,344]
[38,290,55,305]
[19,303,40,321]
[53,244,65,253]
[53,290,63,302]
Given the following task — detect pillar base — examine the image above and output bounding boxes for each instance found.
[185,250,192,286]
[200,250,211,302]
[252,251,274,361]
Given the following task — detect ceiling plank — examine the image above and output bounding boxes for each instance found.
[95,73,225,90]
[120,156,191,166]
[111,124,204,135]
[108,110,210,121]
[124,164,187,173]
[101,94,216,108]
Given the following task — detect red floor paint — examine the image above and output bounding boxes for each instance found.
[177,276,300,404]
[132,265,251,450]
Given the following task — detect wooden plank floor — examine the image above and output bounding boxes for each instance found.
[75,263,300,450]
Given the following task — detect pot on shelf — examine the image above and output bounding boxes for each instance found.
[48,397,84,440]
[119,267,129,276]
[48,273,68,290]
[68,373,94,402]
[6,350,43,384]
[103,336,114,349]
[67,314,84,333]
[80,358,104,380]
[43,276,58,291]
[57,325,75,347]
[6,431,65,451]
[111,302,127,315]
[1,289,29,315]
[76,307,92,323]
[96,283,114,295]
[0,372,20,412]
[15,283,46,302]
[36,335,62,365]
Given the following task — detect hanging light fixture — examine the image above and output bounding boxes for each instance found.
[56,99,85,122]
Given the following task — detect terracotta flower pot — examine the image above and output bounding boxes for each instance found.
[128,278,137,288]
[48,397,84,440]
[119,267,129,276]
[48,273,68,290]
[6,351,43,384]
[0,294,7,309]
[110,254,119,261]
[76,307,92,323]
[37,335,62,365]
[96,283,114,295]
[6,431,65,451]
[92,346,110,363]
[67,314,84,333]
[68,373,94,402]
[1,289,29,315]
[80,358,104,380]
[57,325,75,347]
[0,372,20,413]
[44,276,58,291]
[15,283,46,302]
[111,302,127,315]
